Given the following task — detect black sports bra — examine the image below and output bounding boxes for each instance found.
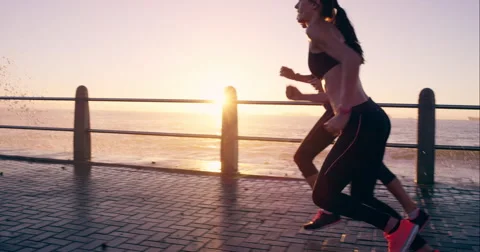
[308,51,339,79]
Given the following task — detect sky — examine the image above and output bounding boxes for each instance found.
[0,0,479,119]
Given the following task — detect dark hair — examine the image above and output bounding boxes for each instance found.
[319,0,365,63]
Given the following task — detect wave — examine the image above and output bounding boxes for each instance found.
[387,148,479,162]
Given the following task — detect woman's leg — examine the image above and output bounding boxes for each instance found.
[377,165,415,211]
[294,107,335,188]
[361,197,434,251]
[293,107,341,229]
[312,101,418,250]
[351,169,430,252]
[378,164,431,231]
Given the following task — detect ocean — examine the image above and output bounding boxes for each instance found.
[1,104,479,184]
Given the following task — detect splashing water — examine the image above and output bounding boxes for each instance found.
[0,57,43,125]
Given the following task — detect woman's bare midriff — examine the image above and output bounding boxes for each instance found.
[323,65,369,114]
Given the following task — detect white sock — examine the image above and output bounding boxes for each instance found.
[408,208,420,219]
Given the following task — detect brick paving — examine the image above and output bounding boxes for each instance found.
[0,160,479,252]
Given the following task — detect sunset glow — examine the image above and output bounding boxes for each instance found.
[0,0,478,119]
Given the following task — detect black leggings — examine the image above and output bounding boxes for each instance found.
[305,100,426,250]
[294,104,396,185]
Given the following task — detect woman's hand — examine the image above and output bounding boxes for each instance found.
[286,85,304,100]
[324,113,350,135]
[280,66,296,80]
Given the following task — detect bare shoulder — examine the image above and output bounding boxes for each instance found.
[307,20,361,64]
[307,21,344,44]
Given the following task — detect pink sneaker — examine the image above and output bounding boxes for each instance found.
[384,219,419,252]
[303,209,341,230]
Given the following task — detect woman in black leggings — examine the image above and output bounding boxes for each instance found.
[285,87,435,252]
[281,76,434,251]
[287,0,438,251]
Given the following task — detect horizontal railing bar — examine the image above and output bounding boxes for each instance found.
[388,143,418,149]
[1,96,478,110]
[237,101,421,108]
[435,145,480,151]
[237,136,418,148]
[0,125,73,132]
[90,129,420,148]
[89,98,216,103]
[0,96,217,103]
[435,104,480,110]
[238,136,302,142]
[0,97,75,101]
[2,125,478,151]
[90,129,221,139]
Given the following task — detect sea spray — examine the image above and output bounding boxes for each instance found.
[0,57,43,125]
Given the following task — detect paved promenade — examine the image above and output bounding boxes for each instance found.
[0,160,479,252]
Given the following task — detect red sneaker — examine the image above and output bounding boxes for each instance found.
[303,209,341,230]
[384,219,419,252]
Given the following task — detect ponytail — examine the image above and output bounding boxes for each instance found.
[320,0,365,63]
[334,5,364,63]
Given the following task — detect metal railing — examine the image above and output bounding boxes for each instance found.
[1,85,479,184]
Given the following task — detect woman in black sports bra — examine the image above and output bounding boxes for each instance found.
[280,20,435,252]
[279,1,439,251]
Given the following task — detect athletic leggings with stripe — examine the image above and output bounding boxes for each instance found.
[301,100,426,250]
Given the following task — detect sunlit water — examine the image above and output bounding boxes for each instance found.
[1,104,479,185]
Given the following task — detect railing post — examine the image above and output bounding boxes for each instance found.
[416,88,435,185]
[73,85,91,164]
[221,86,238,176]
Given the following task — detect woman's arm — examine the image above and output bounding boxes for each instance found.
[287,86,329,103]
[299,93,329,103]
[294,73,317,84]
[280,66,318,84]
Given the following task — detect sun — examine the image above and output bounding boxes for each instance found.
[205,88,225,115]
[196,81,234,116]
[212,92,226,106]
[193,67,237,116]
[214,88,232,105]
